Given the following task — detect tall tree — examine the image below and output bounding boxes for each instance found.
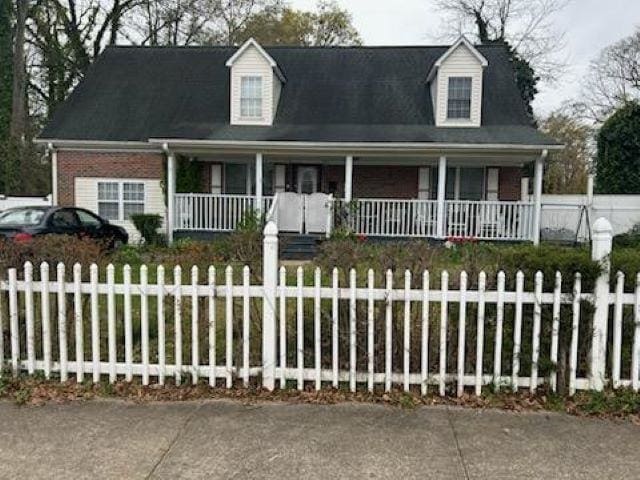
[237,0,361,46]
[11,0,28,140]
[0,0,13,193]
[574,27,640,122]
[210,0,283,45]
[540,112,591,194]
[123,0,212,46]
[27,0,142,118]
[434,0,569,114]
[595,101,640,194]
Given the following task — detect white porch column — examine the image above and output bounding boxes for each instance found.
[166,149,176,244]
[531,150,547,245]
[344,155,353,202]
[255,152,263,215]
[436,156,447,238]
[48,143,58,205]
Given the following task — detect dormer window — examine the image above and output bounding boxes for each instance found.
[447,77,472,119]
[227,38,286,126]
[427,36,487,127]
[240,76,263,119]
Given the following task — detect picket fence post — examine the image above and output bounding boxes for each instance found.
[262,220,279,391]
[590,217,613,391]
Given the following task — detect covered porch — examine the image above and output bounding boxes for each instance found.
[162,143,546,244]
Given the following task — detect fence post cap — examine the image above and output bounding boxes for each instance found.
[264,220,278,237]
[592,217,613,235]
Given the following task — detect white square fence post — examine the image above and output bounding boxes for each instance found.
[590,217,613,391]
[262,221,279,391]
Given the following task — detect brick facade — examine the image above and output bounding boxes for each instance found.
[57,151,164,206]
[321,165,420,198]
[353,166,419,199]
[498,166,523,201]
[56,151,523,204]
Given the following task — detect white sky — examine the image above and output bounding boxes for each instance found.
[290,0,640,117]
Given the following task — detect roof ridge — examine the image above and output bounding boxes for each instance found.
[103,43,507,51]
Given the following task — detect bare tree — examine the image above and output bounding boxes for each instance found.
[11,0,29,140]
[26,0,142,118]
[123,0,213,46]
[434,0,570,82]
[123,0,283,47]
[573,28,640,122]
[210,0,282,45]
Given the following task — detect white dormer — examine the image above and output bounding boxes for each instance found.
[226,38,285,126]
[427,36,488,128]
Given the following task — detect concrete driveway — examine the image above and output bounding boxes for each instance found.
[0,400,637,479]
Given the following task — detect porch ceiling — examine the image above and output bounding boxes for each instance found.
[150,138,558,158]
[181,152,537,167]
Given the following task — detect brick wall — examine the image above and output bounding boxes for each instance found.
[322,165,344,196]
[57,151,164,206]
[322,165,419,199]
[498,167,523,201]
[353,166,418,199]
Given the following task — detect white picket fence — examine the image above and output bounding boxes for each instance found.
[0,218,638,395]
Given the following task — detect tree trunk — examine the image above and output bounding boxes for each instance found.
[10,0,27,140]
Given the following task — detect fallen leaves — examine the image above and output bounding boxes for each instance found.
[1,375,638,424]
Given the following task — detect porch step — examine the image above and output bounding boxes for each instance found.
[280,235,323,260]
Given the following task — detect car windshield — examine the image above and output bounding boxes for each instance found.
[0,208,46,226]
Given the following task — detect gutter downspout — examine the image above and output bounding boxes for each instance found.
[47,143,58,206]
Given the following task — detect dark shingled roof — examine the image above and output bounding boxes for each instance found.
[39,44,557,146]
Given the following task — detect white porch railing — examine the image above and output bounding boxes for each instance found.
[173,195,535,241]
[331,199,535,241]
[445,200,535,241]
[175,194,274,231]
[332,199,439,237]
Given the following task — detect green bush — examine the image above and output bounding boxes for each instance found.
[595,101,640,194]
[613,223,640,249]
[611,247,640,290]
[130,214,163,245]
[315,239,603,291]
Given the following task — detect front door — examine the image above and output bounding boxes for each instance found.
[297,167,318,194]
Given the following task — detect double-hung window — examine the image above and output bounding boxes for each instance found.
[123,182,145,218]
[98,181,145,221]
[98,182,120,221]
[240,76,263,118]
[447,77,472,119]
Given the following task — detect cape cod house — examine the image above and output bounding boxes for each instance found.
[37,37,561,244]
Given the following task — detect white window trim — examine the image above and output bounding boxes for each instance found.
[98,180,146,221]
[446,76,473,120]
[239,75,264,120]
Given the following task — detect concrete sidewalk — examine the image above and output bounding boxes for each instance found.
[0,400,637,479]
